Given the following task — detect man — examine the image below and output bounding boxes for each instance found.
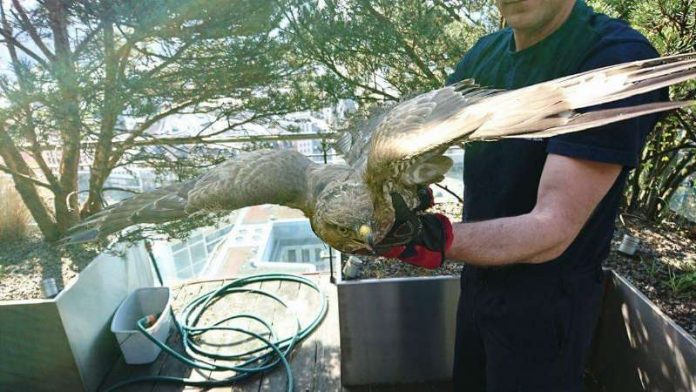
[384,0,667,390]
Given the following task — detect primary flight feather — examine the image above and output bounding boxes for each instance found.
[64,54,696,253]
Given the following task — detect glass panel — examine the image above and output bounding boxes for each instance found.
[206,239,221,253]
[286,249,296,263]
[192,260,207,276]
[301,248,310,262]
[176,266,193,280]
[171,241,185,252]
[173,250,190,271]
[206,226,232,242]
[190,242,207,264]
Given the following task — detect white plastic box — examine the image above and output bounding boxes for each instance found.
[111,286,172,364]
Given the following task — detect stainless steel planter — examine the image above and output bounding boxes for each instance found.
[588,271,696,392]
[337,270,696,390]
[337,276,459,386]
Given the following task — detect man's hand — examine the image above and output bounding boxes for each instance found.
[376,189,454,269]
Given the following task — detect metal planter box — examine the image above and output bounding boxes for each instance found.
[589,272,696,391]
[0,243,154,392]
[337,271,696,391]
[338,276,459,385]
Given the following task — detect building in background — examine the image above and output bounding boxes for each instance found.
[149,204,338,284]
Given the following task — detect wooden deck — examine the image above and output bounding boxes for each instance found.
[100,273,452,392]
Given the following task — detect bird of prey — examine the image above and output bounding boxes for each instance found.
[64,54,696,254]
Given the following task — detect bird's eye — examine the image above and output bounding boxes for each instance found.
[338,227,351,236]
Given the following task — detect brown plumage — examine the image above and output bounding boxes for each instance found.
[65,54,696,253]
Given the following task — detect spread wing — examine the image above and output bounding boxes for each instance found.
[333,82,500,171]
[63,149,318,243]
[366,53,696,199]
[333,103,397,170]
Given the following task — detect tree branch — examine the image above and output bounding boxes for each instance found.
[194,111,289,139]
[0,162,52,189]
[10,0,56,61]
[673,110,696,142]
[0,27,51,70]
[72,21,105,59]
[357,0,440,84]
[280,4,399,101]
[1,4,61,191]
[101,186,140,195]
[144,41,193,79]
[123,132,338,147]
[107,100,205,167]
[643,143,695,161]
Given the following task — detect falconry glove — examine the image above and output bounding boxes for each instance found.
[415,186,435,211]
[378,191,453,269]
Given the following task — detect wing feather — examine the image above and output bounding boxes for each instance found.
[366,53,696,192]
[63,149,318,243]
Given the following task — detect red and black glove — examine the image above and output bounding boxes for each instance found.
[376,189,454,269]
[414,186,435,211]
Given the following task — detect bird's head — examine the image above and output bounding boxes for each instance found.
[311,180,376,254]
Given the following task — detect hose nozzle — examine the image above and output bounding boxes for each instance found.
[138,313,160,328]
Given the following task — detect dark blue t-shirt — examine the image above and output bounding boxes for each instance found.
[447,1,667,275]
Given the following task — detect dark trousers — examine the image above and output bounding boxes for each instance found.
[452,265,604,391]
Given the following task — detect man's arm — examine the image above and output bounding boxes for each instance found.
[446,154,622,266]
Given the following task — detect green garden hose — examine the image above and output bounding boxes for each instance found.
[104,273,328,392]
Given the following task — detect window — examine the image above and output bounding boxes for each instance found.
[280,245,327,269]
[171,241,185,253]
[287,249,297,262]
[190,242,207,275]
[167,224,234,280]
[173,250,192,279]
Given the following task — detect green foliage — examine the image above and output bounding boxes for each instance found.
[281,0,499,104]
[641,255,663,281]
[666,265,696,297]
[0,0,323,240]
[589,0,696,223]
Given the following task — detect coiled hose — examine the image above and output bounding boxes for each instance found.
[104,273,328,392]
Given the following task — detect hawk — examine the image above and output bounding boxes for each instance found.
[65,54,696,254]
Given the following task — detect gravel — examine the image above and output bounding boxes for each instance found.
[0,233,102,301]
[605,215,696,338]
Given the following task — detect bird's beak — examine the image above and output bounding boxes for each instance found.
[358,224,375,251]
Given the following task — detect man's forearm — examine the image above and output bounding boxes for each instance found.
[444,155,622,267]
[445,211,576,266]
